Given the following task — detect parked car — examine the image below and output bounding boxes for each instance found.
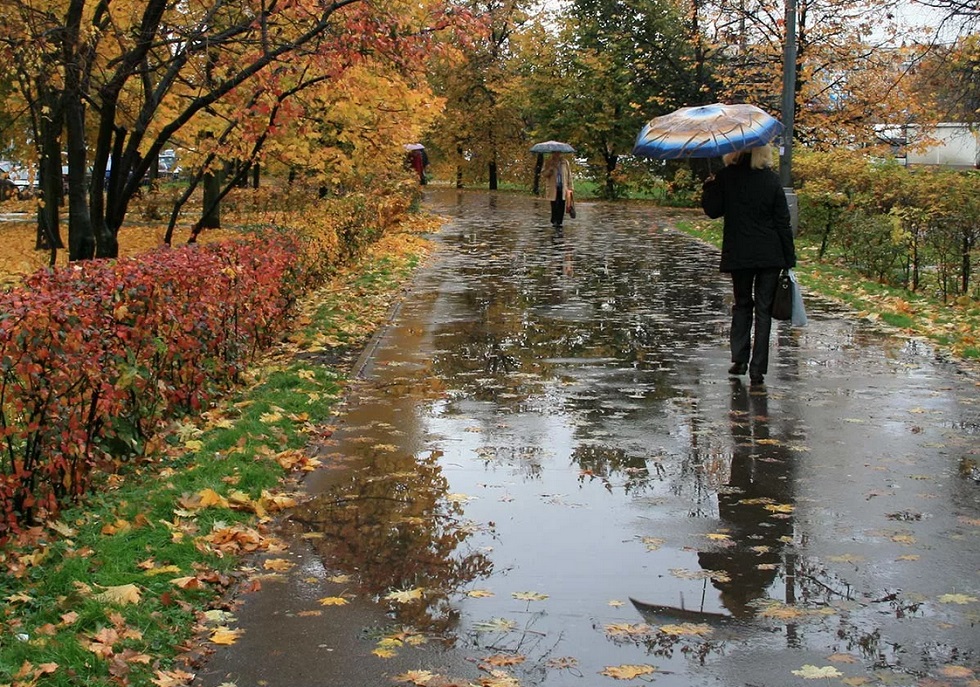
[0,160,38,198]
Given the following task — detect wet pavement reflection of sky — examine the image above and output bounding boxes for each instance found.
[198,188,980,687]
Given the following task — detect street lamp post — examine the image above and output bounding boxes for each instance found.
[780,0,798,232]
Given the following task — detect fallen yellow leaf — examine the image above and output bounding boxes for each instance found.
[318,596,349,606]
[94,584,142,606]
[600,664,656,680]
[209,627,242,645]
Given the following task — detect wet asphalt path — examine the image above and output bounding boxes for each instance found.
[194,188,980,687]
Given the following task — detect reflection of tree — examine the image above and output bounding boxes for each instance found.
[697,381,796,619]
[291,449,493,633]
[573,443,659,495]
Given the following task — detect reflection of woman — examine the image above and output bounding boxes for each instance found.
[697,380,795,618]
[701,146,796,384]
[541,152,573,228]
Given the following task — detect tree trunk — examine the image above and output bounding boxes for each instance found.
[533,153,544,195]
[201,166,222,229]
[604,152,618,199]
[456,144,464,189]
[35,128,65,258]
[64,0,96,262]
[962,231,972,295]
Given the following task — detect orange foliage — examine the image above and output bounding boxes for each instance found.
[0,201,249,290]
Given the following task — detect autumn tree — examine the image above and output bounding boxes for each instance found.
[908,34,980,126]
[428,0,535,189]
[556,0,694,197]
[693,0,936,150]
[0,0,459,262]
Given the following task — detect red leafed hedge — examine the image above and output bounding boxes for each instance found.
[0,232,311,538]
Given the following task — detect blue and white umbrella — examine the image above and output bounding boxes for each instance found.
[632,103,783,159]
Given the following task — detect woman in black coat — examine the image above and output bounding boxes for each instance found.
[701,146,796,384]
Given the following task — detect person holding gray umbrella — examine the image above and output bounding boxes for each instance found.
[530,141,575,228]
[701,146,796,385]
[541,151,573,228]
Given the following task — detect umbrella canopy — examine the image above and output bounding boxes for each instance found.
[530,140,575,154]
[632,103,783,159]
[403,143,425,151]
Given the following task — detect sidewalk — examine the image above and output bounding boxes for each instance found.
[194,188,980,687]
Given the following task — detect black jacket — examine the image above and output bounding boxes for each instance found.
[701,157,796,273]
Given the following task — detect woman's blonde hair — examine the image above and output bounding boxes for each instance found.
[723,146,774,170]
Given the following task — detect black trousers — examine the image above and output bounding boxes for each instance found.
[550,184,566,226]
[729,267,781,375]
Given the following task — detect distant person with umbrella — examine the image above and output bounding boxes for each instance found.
[541,151,573,228]
[404,144,428,185]
[701,145,796,384]
[531,141,575,228]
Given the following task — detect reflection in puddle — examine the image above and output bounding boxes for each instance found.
[291,189,979,686]
[294,448,493,634]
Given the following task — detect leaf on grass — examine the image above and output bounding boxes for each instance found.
[792,665,842,679]
[326,574,352,584]
[600,664,656,680]
[172,576,202,589]
[94,584,142,606]
[83,627,120,657]
[939,666,974,678]
[144,565,182,577]
[372,647,397,658]
[827,653,859,664]
[48,521,76,537]
[512,591,548,602]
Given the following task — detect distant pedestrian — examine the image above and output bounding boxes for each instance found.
[541,152,573,228]
[406,147,428,185]
[701,146,796,385]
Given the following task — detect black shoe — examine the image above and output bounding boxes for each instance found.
[750,372,765,384]
[728,362,748,375]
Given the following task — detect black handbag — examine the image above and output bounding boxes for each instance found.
[771,270,793,320]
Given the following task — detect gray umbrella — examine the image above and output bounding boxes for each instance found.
[530,140,575,154]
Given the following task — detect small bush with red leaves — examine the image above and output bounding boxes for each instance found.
[0,231,311,538]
